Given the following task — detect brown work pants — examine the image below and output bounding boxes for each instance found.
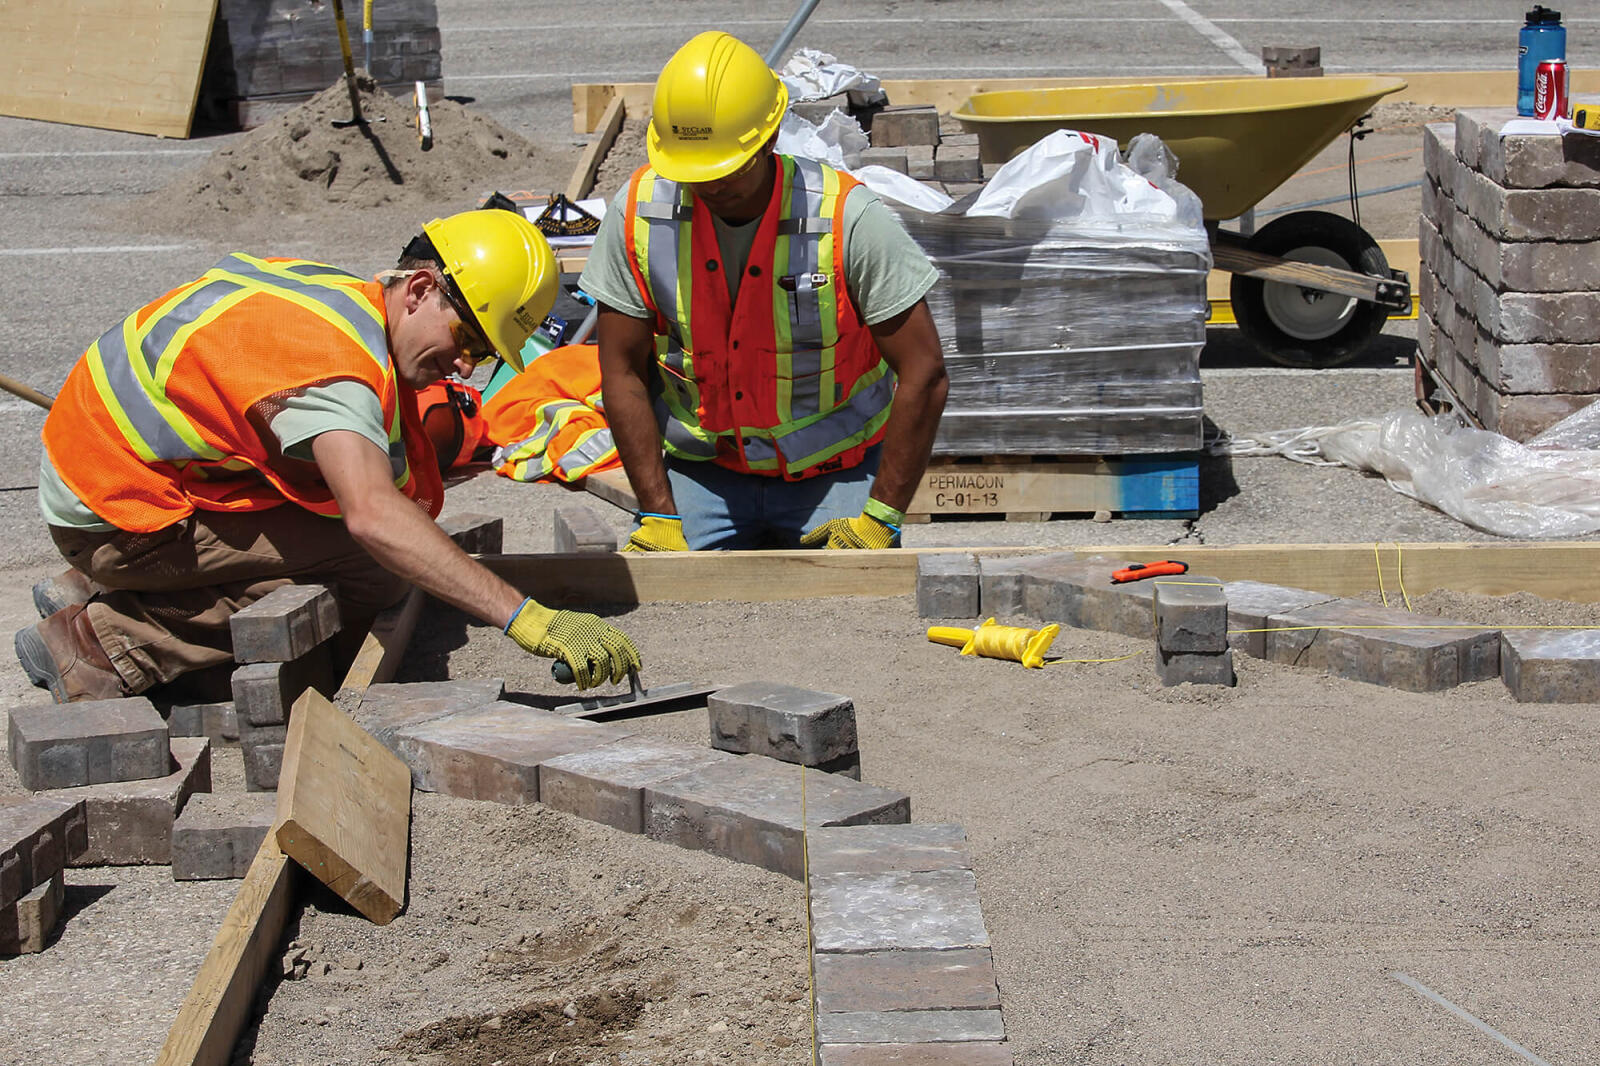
[49,506,407,693]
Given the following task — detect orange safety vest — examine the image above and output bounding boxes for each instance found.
[483,344,619,483]
[43,253,442,533]
[622,155,895,480]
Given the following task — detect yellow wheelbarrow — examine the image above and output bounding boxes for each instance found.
[954,75,1411,368]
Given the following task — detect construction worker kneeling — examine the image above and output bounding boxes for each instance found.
[17,206,640,703]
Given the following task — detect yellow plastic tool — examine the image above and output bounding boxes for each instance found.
[927,618,1061,669]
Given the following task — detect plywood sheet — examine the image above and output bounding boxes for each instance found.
[0,0,218,138]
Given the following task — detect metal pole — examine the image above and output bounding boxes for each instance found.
[764,0,823,67]
[569,303,601,345]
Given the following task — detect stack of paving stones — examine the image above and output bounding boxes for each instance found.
[1153,580,1235,687]
[6,698,211,871]
[1419,110,1600,439]
[858,105,986,188]
[0,798,86,954]
[807,823,1011,1063]
[229,583,343,791]
[708,682,862,778]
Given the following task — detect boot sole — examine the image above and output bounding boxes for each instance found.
[13,625,65,702]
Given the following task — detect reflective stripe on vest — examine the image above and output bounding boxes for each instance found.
[625,157,893,479]
[492,391,616,483]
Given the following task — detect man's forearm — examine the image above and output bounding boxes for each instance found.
[868,371,947,514]
[603,375,677,515]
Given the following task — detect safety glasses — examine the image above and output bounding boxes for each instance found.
[438,277,496,366]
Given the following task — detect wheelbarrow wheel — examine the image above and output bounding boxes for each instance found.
[1230,210,1391,369]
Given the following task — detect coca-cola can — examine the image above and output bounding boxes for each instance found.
[1535,58,1569,121]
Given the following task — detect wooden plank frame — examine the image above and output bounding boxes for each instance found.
[566,95,627,202]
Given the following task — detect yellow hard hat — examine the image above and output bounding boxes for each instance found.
[421,209,556,373]
[647,31,789,183]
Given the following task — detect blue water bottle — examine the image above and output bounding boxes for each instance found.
[1518,6,1566,116]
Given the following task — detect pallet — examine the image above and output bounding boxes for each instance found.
[906,455,1199,523]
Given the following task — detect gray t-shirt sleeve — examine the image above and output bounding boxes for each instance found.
[271,380,390,461]
[577,187,653,320]
[841,185,941,325]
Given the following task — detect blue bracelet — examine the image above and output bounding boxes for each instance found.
[503,597,531,634]
[637,512,681,521]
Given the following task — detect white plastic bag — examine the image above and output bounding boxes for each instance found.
[775,110,868,170]
[779,49,885,103]
[966,129,1179,224]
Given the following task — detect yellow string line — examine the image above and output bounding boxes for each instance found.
[1373,542,1389,608]
[1229,624,1600,634]
[1394,542,1413,612]
[802,763,816,1063]
[1044,651,1145,666]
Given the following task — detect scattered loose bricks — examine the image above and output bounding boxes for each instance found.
[1501,630,1600,702]
[870,105,940,148]
[8,697,170,790]
[818,1010,1008,1045]
[0,871,63,955]
[539,738,739,833]
[707,682,858,766]
[553,502,617,553]
[0,798,85,910]
[166,701,238,746]
[57,738,211,866]
[1153,581,1227,654]
[809,869,989,951]
[814,948,1000,1013]
[231,645,336,728]
[916,553,980,618]
[390,702,634,803]
[1156,648,1237,687]
[643,756,909,878]
[1220,580,1337,660]
[228,583,340,663]
[171,791,277,880]
[353,678,507,746]
[807,823,970,876]
[818,1045,1014,1066]
[436,512,505,554]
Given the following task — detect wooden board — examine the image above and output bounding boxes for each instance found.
[584,466,639,513]
[566,95,626,201]
[152,836,298,1066]
[0,0,218,138]
[337,585,427,694]
[275,688,412,925]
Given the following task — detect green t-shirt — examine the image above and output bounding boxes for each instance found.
[579,174,939,326]
[38,380,388,531]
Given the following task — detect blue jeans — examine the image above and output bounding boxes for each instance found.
[661,445,885,550]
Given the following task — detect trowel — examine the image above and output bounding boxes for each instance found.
[550,661,718,721]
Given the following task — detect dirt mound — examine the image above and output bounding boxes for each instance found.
[125,73,574,240]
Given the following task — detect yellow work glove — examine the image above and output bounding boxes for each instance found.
[504,598,642,690]
[799,499,903,550]
[623,512,689,552]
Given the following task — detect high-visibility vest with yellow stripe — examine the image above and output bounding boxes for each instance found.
[622,156,894,480]
[483,344,619,483]
[43,253,443,533]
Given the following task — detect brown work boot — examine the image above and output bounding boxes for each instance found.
[14,604,127,703]
[32,568,97,619]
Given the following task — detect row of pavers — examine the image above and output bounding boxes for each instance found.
[917,552,1600,700]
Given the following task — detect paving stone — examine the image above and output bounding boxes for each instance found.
[166,701,239,746]
[1422,122,1456,187]
[1220,580,1338,660]
[1475,286,1600,345]
[1482,389,1600,441]
[1023,556,1218,639]
[390,702,634,804]
[239,724,287,792]
[818,1011,1007,1045]
[1458,106,1600,189]
[933,143,981,183]
[643,756,909,879]
[437,512,504,554]
[1501,630,1600,702]
[8,698,170,791]
[814,947,999,1013]
[171,791,277,880]
[1155,648,1236,687]
[553,502,618,553]
[906,144,936,181]
[809,869,988,952]
[790,94,851,125]
[46,738,212,866]
[539,738,739,833]
[1458,165,1600,242]
[1479,337,1600,393]
[1153,580,1227,654]
[916,553,980,618]
[870,105,941,148]
[231,645,337,728]
[818,1044,1014,1066]
[0,798,85,911]
[229,583,340,663]
[352,678,508,745]
[0,871,63,955]
[708,682,858,766]
[807,823,971,876]
[979,554,1062,619]
[1267,600,1500,691]
[860,146,909,174]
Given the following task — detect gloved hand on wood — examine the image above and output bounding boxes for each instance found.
[800,500,903,550]
[622,513,689,552]
[505,598,641,689]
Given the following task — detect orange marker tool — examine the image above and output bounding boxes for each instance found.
[1111,560,1189,584]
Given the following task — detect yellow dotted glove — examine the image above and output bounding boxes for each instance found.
[504,598,642,689]
[623,512,689,552]
[799,500,903,550]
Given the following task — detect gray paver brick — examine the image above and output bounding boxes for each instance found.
[818,1044,1014,1066]
[228,583,341,663]
[48,738,211,866]
[979,554,1061,619]
[810,869,988,952]
[644,756,909,878]
[8,697,170,791]
[553,502,618,553]
[860,146,910,174]
[239,724,287,792]
[807,823,971,876]
[0,871,63,955]
[1221,581,1338,660]
[870,106,940,148]
[1458,107,1600,189]
[437,512,504,554]
[1155,648,1236,687]
[1501,629,1600,702]
[933,143,982,183]
[708,682,858,765]
[539,738,738,833]
[1267,600,1499,690]
[916,553,980,619]
[1153,581,1227,654]
[353,678,508,745]
[0,798,84,911]
[172,792,276,880]
[166,701,239,746]
[231,646,336,728]
[814,947,999,1013]
[818,1011,1007,1045]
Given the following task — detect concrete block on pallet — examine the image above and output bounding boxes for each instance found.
[933,143,981,183]
[810,868,988,951]
[166,701,238,746]
[818,1044,1014,1066]
[553,502,617,553]
[1481,338,1600,393]
[8,698,170,791]
[870,105,940,148]
[1422,122,1456,188]
[1501,630,1600,702]
[352,678,508,745]
[231,645,336,728]
[390,702,634,804]
[1221,581,1338,659]
[540,738,738,833]
[818,1010,1007,1045]
[859,147,909,174]
[1458,107,1600,189]
[708,682,858,767]
[979,554,1064,619]
[229,583,340,663]
[807,823,971,877]
[171,791,277,880]
[906,144,936,181]
[0,798,85,911]
[814,947,999,1013]
[791,94,851,125]
[1459,166,1600,243]
[917,553,980,619]
[436,512,504,555]
[1153,581,1227,654]
[1487,390,1600,441]
[1156,648,1236,687]
[51,738,210,866]
[1268,601,1499,691]
[643,756,909,878]
[0,872,64,955]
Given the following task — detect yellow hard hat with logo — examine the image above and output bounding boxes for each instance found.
[420,209,556,373]
[647,31,789,183]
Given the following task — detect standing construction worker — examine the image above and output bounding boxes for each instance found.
[17,208,639,703]
[581,31,948,551]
